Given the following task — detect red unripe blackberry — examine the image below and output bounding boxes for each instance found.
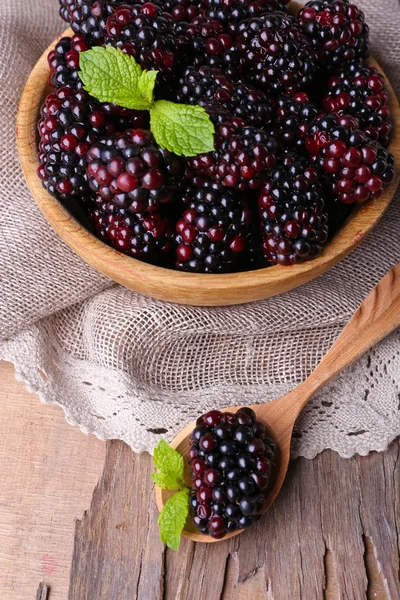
[181,16,239,77]
[59,0,130,45]
[204,0,291,35]
[306,114,396,205]
[87,129,185,213]
[259,157,329,266]
[322,61,393,147]
[297,0,370,68]
[191,125,278,192]
[92,197,174,263]
[236,11,317,96]
[105,3,178,95]
[175,66,274,128]
[37,88,111,200]
[175,180,254,273]
[188,407,276,537]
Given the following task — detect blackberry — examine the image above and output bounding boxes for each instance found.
[191,125,278,192]
[37,87,111,200]
[323,61,393,147]
[297,0,370,68]
[272,92,319,152]
[182,16,239,77]
[87,129,185,213]
[161,0,202,22]
[259,157,329,265]
[175,66,273,128]
[189,408,276,538]
[105,3,178,93]
[59,0,129,45]
[204,0,291,35]
[306,114,396,205]
[175,181,254,273]
[92,198,174,263]
[236,11,317,96]
[48,35,88,90]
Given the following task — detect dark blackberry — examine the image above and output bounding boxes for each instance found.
[182,16,239,77]
[191,125,278,192]
[306,114,396,205]
[92,198,174,263]
[297,0,370,68]
[204,0,291,35]
[188,408,276,538]
[271,92,320,152]
[323,61,393,147]
[87,129,185,213]
[59,0,129,45]
[236,11,317,96]
[175,181,254,273]
[48,35,88,91]
[37,87,111,200]
[105,3,178,94]
[259,158,329,265]
[160,0,203,22]
[175,66,273,128]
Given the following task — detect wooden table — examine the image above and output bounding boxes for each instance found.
[0,360,399,600]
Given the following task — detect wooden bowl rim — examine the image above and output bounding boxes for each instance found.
[16,29,400,306]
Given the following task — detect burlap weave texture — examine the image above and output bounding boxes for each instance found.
[0,0,399,458]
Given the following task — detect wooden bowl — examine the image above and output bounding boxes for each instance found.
[17,30,400,306]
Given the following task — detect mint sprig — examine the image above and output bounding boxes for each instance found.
[158,488,190,551]
[152,439,190,550]
[79,47,215,157]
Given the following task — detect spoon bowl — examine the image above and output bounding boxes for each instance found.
[156,265,400,542]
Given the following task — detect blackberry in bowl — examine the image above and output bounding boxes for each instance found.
[17,0,400,306]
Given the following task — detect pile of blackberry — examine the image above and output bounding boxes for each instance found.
[307,114,395,204]
[322,61,392,147]
[175,180,254,272]
[42,0,396,274]
[87,129,185,213]
[92,198,175,263]
[259,157,329,265]
[297,0,370,67]
[188,407,276,538]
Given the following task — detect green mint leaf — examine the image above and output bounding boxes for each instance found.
[150,100,215,157]
[158,488,190,550]
[153,439,184,479]
[138,70,158,106]
[151,471,184,490]
[79,46,156,110]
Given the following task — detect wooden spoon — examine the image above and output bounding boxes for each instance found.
[155,265,400,543]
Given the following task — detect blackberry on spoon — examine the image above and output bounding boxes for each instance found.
[189,407,276,538]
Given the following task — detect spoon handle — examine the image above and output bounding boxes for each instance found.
[287,265,400,415]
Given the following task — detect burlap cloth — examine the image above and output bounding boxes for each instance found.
[0,0,399,458]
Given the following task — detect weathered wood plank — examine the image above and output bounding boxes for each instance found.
[69,439,400,600]
[0,361,105,600]
[69,441,164,600]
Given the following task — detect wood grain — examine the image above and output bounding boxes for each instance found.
[70,440,400,600]
[0,361,105,600]
[156,265,400,543]
[16,33,400,306]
